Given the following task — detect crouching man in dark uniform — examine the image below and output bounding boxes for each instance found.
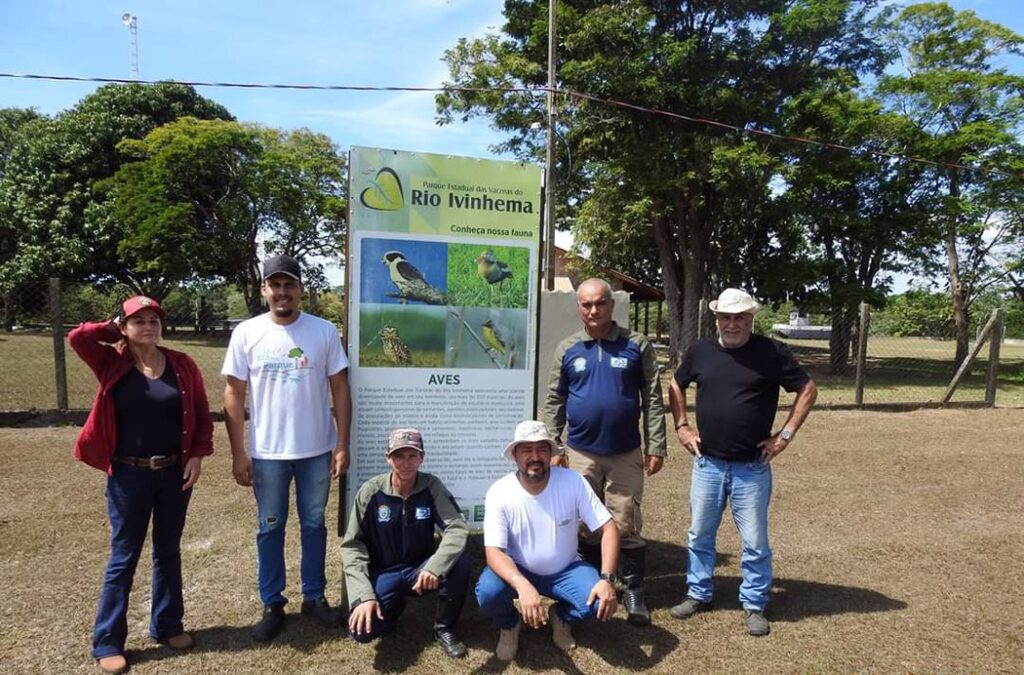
[341,428,471,659]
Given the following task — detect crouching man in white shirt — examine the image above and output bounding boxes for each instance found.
[476,421,619,661]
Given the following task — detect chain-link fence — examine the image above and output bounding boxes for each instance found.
[769,303,1019,407]
[1,280,1020,414]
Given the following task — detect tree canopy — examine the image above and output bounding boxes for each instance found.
[0,83,232,291]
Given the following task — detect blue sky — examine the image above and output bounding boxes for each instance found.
[2,1,1020,161]
[0,0,510,158]
[1,0,1020,289]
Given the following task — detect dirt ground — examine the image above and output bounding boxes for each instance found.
[1,408,1022,674]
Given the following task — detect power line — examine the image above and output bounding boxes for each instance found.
[1,71,1019,179]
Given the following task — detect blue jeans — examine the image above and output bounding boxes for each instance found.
[252,451,332,605]
[92,462,192,659]
[351,552,472,643]
[687,455,773,611]
[476,560,602,629]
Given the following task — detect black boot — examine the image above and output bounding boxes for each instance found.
[578,541,602,568]
[621,547,651,627]
[433,594,467,659]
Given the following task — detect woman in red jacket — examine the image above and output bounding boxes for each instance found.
[69,296,214,675]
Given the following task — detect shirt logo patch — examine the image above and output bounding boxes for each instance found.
[415,506,431,520]
[572,357,587,373]
[377,505,391,522]
[610,356,628,369]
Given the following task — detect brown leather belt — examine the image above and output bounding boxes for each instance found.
[113,454,180,470]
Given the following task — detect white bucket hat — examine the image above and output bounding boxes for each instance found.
[502,420,559,460]
[709,288,759,315]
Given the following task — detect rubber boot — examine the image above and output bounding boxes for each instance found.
[433,593,467,659]
[621,547,651,627]
[578,541,602,568]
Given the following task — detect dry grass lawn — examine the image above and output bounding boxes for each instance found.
[2,408,1023,673]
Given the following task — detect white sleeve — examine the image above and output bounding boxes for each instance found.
[325,324,348,376]
[575,472,612,532]
[482,487,508,549]
[221,323,249,380]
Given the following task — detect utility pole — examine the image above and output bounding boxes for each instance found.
[543,0,557,291]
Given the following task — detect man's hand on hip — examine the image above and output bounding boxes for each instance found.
[757,434,789,464]
[676,426,702,457]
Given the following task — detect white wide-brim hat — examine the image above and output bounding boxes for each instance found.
[709,288,759,315]
[502,420,559,460]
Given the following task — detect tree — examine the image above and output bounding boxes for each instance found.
[0,107,43,328]
[438,0,889,361]
[0,83,231,291]
[877,3,1024,365]
[99,118,347,313]
[779,84,928,371]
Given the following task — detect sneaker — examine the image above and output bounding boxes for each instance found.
[251,602,286,642]
[300,597,338,626]
[433,626,467,659]
[548,604,576,652]
[669,597,711,619]
[495,621,521,661]
[97,654,128,675]
[744,609,770,636]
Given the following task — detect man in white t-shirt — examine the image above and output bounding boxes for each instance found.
[222,255,352,642]
[477,421,619,661]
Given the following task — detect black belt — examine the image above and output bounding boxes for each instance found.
[114,454,180,470]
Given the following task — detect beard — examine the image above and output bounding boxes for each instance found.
[272,306,296,318]
[520,461,549,484]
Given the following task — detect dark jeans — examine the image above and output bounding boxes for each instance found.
[92,462,192,659]
[351,552,472,643]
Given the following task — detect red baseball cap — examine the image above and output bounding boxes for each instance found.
[121,296,166,320]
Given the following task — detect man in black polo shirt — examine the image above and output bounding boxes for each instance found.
[667,288,817,636]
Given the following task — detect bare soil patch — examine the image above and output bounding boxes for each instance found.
[1,408,1022,673]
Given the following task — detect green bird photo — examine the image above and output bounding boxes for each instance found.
[446,243,529,308]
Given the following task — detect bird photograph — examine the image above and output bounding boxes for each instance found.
[475,250,513,289]
[358,305,446,368]
[481,319,507,356]
[444,308,527,370]
[359,237,449,306]
[445,243,530,309]
[381,250,448,305]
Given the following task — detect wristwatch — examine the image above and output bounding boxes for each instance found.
[599,572,618,584]
[779,428,794,442]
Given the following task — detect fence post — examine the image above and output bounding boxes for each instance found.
[49,277,68,411]
[985,308,1004,407]
[941,309,1000,404]
[854,302,869,406]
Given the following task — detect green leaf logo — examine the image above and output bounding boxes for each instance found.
[288,347,304,358]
